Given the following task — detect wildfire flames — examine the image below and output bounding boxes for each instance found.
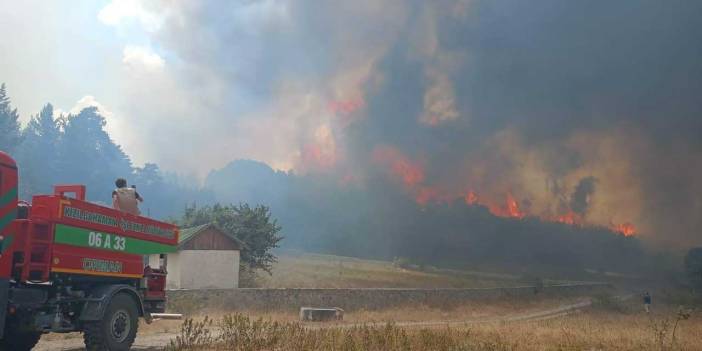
[610,222,636,237]
[555,211,583,226]
[464,191,525,219]
[372,145,637,236]
[372,146,425,187]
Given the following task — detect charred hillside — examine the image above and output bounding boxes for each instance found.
[206,160,651,275]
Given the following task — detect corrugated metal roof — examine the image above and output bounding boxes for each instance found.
[177,222,245,250]
[178,223,212,244]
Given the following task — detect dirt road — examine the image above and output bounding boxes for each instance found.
[34,298,595,351]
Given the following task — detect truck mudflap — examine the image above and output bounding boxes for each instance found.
[0,279,8,338]
[79,284,148,322]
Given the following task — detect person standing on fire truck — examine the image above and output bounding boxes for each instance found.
[112,178,143,215]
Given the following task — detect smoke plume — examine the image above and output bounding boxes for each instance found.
[570,177,597,216]
[118,0,702,248]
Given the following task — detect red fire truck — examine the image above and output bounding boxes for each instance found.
[0,151,179,350]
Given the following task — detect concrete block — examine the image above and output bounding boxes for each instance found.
[300,307,344,321]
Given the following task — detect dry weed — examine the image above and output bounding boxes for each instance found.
[164,308,702,351]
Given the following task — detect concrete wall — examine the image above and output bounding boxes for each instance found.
[167,283,611,313]
[166,253,181,290]
[167,250,239,289]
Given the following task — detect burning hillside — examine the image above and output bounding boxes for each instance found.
[368,144,636,236]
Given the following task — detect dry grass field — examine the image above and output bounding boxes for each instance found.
[253,251,537,288]
[157,253,701,350]
[39,296,702,350]
[163,306,702,351]
[149,293,699,351]
[36,290,702,351]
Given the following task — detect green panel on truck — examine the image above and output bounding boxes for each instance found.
[54,224,177,255]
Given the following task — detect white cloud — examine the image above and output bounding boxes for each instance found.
[98,0,163,32]
[70,96,113,117]
[122,45,165,71]
[52,108,67,119]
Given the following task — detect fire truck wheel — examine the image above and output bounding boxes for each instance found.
[0,327,42,351]
[83,293,139,351]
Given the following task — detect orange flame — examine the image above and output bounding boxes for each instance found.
[505,193,525,219]
[371,146,636,236]
[611,222,636,236]
[372,146,425,187]
[464,191,478,205]
[463,191,524,219]
[555,211,583,225]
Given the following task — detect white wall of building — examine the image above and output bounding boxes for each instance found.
[165,253,182,290]
[166,250,239,289]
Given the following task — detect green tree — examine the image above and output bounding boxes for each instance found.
[0,83,22,153]
[180,203,283,274]
[17,103,62,198]
[56,107,132,203]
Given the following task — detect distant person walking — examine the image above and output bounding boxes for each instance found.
[643,291,652,313]
[112,178,143,216]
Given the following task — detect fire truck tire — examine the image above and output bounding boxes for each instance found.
[83,293,139,351]
[0,327,42,351]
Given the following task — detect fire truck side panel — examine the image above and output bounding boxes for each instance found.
[0,153,18,338]
[31,195,179,246]
[0,157,18,279]
[20,195,178,281]
[52,244,144,279]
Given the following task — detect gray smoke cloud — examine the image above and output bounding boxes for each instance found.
[116,0,702,247]
[570,177,597,216]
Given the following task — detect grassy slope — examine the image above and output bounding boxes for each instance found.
[255,250,540,288]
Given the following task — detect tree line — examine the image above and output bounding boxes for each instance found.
[205,159,663,277]
[0,83,209,217]
[0,83,282,277]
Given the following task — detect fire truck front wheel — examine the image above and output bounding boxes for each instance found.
[83,293,139,351]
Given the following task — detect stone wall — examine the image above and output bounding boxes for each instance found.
[167,283,611,314]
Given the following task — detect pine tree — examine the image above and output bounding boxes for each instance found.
[56,107,133,204]
[0,83,22,153]
[17,104,61,198]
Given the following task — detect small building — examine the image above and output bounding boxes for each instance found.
[155,223,243,290]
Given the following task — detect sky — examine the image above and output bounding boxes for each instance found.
[0,1,151,165]
[0,0,401,177]
[0,0,313,175]
[1,1,701,247]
